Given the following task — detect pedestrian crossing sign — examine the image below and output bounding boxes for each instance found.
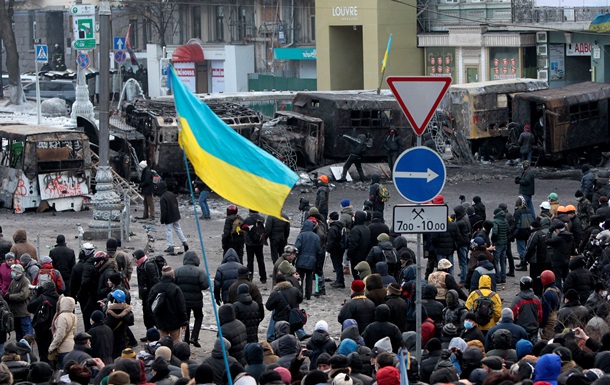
[35,45,48,62]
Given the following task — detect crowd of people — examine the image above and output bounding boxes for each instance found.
[0,164,609,385]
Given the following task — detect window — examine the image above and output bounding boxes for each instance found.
[238,7,247,41]
[192,6,201,39]
[129,18,138,49]
[29,13,35,49]
[567,102,599,122]
[216,6,224,42]
[350,110,392,128]
[310,15,316,42]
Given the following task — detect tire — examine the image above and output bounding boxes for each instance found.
[565,152,580,167]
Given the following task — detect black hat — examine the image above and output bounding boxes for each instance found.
[195,364,214,384]
[329,354,349,368]
[481,356,503,370]
[565,289,580,301]
[91,310,105,323]
[465,312,477,322]
[259,370,283,385]
[575,190,584,198]
[106,237,118,250]
[477,253,489,262]
[317,352,331,365]
[56,234,66,244]
[3,342,18,354]
[109,272,122,286]
[146,328,161,342]
[582,165,591,173]
[238,266,250,279]
[74,332,92,343]
[329,212,339,220]
[425,338,442,352]
[567,373,593,385]
[151,356,169,372]
[133,249,145,259]
[303,371,329,385]
[499,203,508,211]
[554,346,573,362]
[28,362,54,383]
[531,220,541,229]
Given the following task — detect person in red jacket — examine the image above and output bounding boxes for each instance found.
[33,256,65,294]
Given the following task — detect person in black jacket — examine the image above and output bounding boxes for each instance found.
[362,304,402,351]
[242,210,267,284]
[227,266,264,315]
[148,266,188,343]
[420,338,443,384]
[327,212,346,289]
[134,249,160,333]
[214,248,245,305]
[385,283,408,332]
[174,251,209,347]
[218,304,248,366]
[421,284,445,332]
[337,280,376,334]
[472,196,486,222]
[563,255,596,304]
[158,181,189,253]
[348,211,371,278]
[337,134,369,182]
[454,205,472,286]
[48,235,75,295]
[138,160,155,220]
[222,205,245,263]
[233,284,263,343]
[265,277,303,325]
[524,220,548,297]
[264,214,290,264]
[88,310,114,364]
[27,281,59,363]
[0,226,12,260]
[429,219,458,278]
[546,221,574,290]
[78,245,100,331]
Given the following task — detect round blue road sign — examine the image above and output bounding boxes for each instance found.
[77,53,90,69]
[392,146,446,203]
[114,50,127,64]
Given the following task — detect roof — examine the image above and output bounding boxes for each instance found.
[447,78,549,95]
[513,81,610,104]
[0,124,87,141]
[294,89,396,102]
[274,110,324,123]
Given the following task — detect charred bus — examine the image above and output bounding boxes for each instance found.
[511,81,610,165]
[438,79,549,160]
[0,124,91,213]
[291,91,413,160]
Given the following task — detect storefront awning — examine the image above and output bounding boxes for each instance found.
[172,44,205,63]
[274,47,316,61]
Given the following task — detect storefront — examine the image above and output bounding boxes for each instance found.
[315,0,423,91]
[273,47,317,79]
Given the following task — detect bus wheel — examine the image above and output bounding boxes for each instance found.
[565,152,580,167]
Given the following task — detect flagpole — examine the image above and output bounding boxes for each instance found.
[377,34,393,95]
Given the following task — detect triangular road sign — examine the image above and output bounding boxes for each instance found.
[387,76,451,136]
[36,46,48,61]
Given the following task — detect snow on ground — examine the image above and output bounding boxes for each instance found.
[0,99,74,127]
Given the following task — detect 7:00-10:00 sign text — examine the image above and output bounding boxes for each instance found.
[395,221,446,232]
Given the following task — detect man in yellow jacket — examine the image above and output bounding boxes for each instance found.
[465,274,502,333]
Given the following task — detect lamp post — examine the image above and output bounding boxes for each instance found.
[89,0,121,232]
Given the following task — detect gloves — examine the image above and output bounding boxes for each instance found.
[215,298,222,307]
[515,176,521,184]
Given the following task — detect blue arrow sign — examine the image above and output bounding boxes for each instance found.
[393,147,446,203]
[35,45,48,62]
[113,37,126,51]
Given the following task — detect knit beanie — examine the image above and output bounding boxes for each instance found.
[278,260,296,275]
[332,373,353,385]
[121,348,136,359]
[68,365,92,385]
[341,199,350,207]
[376,367,400,385]
[27,361,54,383]
[387,283,401,296]
[173,342,191,361]
[304,371,329,385]
[351,280,365,293]
[161,266,174,278]
[274,367,292,385]
[237,283,250,295]
[41,256,52,264]
[196,364,215,384]
[329,212,339,220]
[155,346,172,361]
[91,310,105,324]
[146,328,161,342]
[259,370,283,385]
[108,371,130,385]
[315,320,329,333]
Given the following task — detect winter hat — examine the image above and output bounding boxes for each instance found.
[151,356,169,372]
[304,370,330,385]
[317,353,331,366]
[121,348,136,358]
[40,256,52,264]
[10,264,23,273]
[68,365,92,385]
[442,323,458,337]
[329,212,339,220]
[541,201,552,209]
[315,320,329,333]
[534,354,562,385]
[195,364,214,384]
[554,346,573,362]
[425,337,442,352]
[139,160,147,168]
[473,196,482,203]
[109,272,123,286]
[438,258,452,270]
[351,280,365,293]
[432,195,445,204]
[146,328,160,342]
[106,237,118,251]
[332,373,353,385]
[387,283,401,296]
[27,361,54,383]
[238,266,250,279]
[337,338,358,356]
[575,190,584,198]
[341,199,351,207]
[278,260,296,275]
[259,370,283,385]
[531,220,541,229]
[0,364,11,385]
[274,367,292,385]
[583,165,591,173]
[377,233,390,242]
[155,346,172,361]
[162,265,174,277]
[499,203,508,211]
[566,373,593,385]
[481,356,504,370]
[467,206,476,215]
[585,369,605,382]
[465,312,478,322]
[565,289,580,301]
[477,253,489,262]
[89,310,104,325]
[516,339,533,360]
[19,254,31,266]
[502,308,514,320]
[108,371,130,385]
[133,249,146,260]
[376,367,400,385]
[329,354,350,369]
[372,337,393,357]
[237,283,250,295]
[309,207,320,216]
[74,332,91,343]
[524,124,531,131]
[173,342,191,361]
[473,237,485,246]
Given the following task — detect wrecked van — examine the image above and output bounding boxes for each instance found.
[0,124,92,213]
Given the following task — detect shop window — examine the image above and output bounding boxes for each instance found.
[192,6,201,39]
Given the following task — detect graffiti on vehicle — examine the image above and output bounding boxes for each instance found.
[38,171,89,200]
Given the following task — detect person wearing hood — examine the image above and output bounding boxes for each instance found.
[364,274,386,306]
[467,206,484,233]
[422,284,444,330]
[366,233,398,278]
[218,304,248,366]
[470,253,497,292]
[338,280,376,334]
[148,266,188,343]
[149,356,178,385]
[244,342,267,381]
[510,276,542,342]
[347,352,372,385]
[49,235,75,295]
[362,305,401,352]
[534,353,562,385]
[10,229,37,261]
[265,276,303,330]
[0,253,15,296]
[104,289,134,359]
[174,250,209,347]
[454,205,472,286]
[491,207,509,284]
[234,284,264,343]
[214,248,245,305]
[327,212,347,289]
[0,227,12,261]
[368,220,390,251]
[294,219,323,300]
[486,329,518,365]
[348,211,371,278]
[376,262,396,288]
[429,259,467,305]
[158,181,189,253]
[261,341,279,365]
[354,261,371,284]
[49,295,77,368]
[420,338,443,384]
[368,174,386,218]
[554,289,593,333]
[27,281,59,363]
[275,333,300,369]
[465,275,502,332]
[87,310,113,364]
[546,220,574,290]
[19,253,39,285]
[33,256,65,294]
[305,320,337,370]
[540,270,561,340]
[443,289,469,335]
[563,255,595,304]
[138,160,155,221]
[466,236,493,288]
[202,338,238,385]
[484,308,528,350]
[340,319,366,347]
[384,284,407,332]
[6,264,31,341]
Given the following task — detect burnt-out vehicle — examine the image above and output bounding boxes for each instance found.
[290,91,414,160]
[113,98,262,187]
[511,81,610,166]
[251,111,324,170]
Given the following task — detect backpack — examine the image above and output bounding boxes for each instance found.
[32,299,54,331]
[248,219,265,243]
[473,290,496,326]
[339,227,350,250]
[153,255,167,277]
[231,215,244,236]
[36,269,57,287]
[377,184,390,203]
[0,301,14,333]
[383,248,398,264]
[151,292,167,315]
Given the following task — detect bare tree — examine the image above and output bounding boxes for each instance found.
[125,0,179,48]
[0,0,24,104]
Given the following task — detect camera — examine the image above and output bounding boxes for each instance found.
[302,349,313,357]
[85,359,96,368]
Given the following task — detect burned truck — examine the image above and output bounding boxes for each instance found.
[290,91,414,160]
[511,81,610,166]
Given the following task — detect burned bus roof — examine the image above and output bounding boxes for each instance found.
[512,82,610,105]
[446,78,549,95]
[0,124,88,141]
[293,90,398,107]
[275,110,324,123]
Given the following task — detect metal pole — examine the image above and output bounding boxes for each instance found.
[36,234,40,260]
[35,58,41,125]
[415,133,423,364]
[98,1,110,168]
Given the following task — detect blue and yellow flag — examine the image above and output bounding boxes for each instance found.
[169,67,299,219]
[590,13,610,31]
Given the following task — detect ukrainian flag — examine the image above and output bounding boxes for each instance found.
[590,13,610,32]
[169,67,299,219]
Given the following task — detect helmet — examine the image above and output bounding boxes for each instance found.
[540,201,551,210]
[557,206,568,213]
[319,175,329,184]
[540,270,555,287]
[596,230,610,246]
[284,245,298,254]
[93,251,108,268]
[548,192,559,201]
[82,243,96,257]
[227,205,238,215]
[520,276,533,290]
[565,204,576,213]
[110,289,126,303]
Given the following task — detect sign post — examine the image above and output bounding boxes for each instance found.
[34,44,48,125]
[387,76,451,365]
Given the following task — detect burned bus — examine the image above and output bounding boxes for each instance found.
[291,91,413,160]
[0,124,92,213]
[511,81,610,165]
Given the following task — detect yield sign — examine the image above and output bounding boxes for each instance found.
[387,76,451,136]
